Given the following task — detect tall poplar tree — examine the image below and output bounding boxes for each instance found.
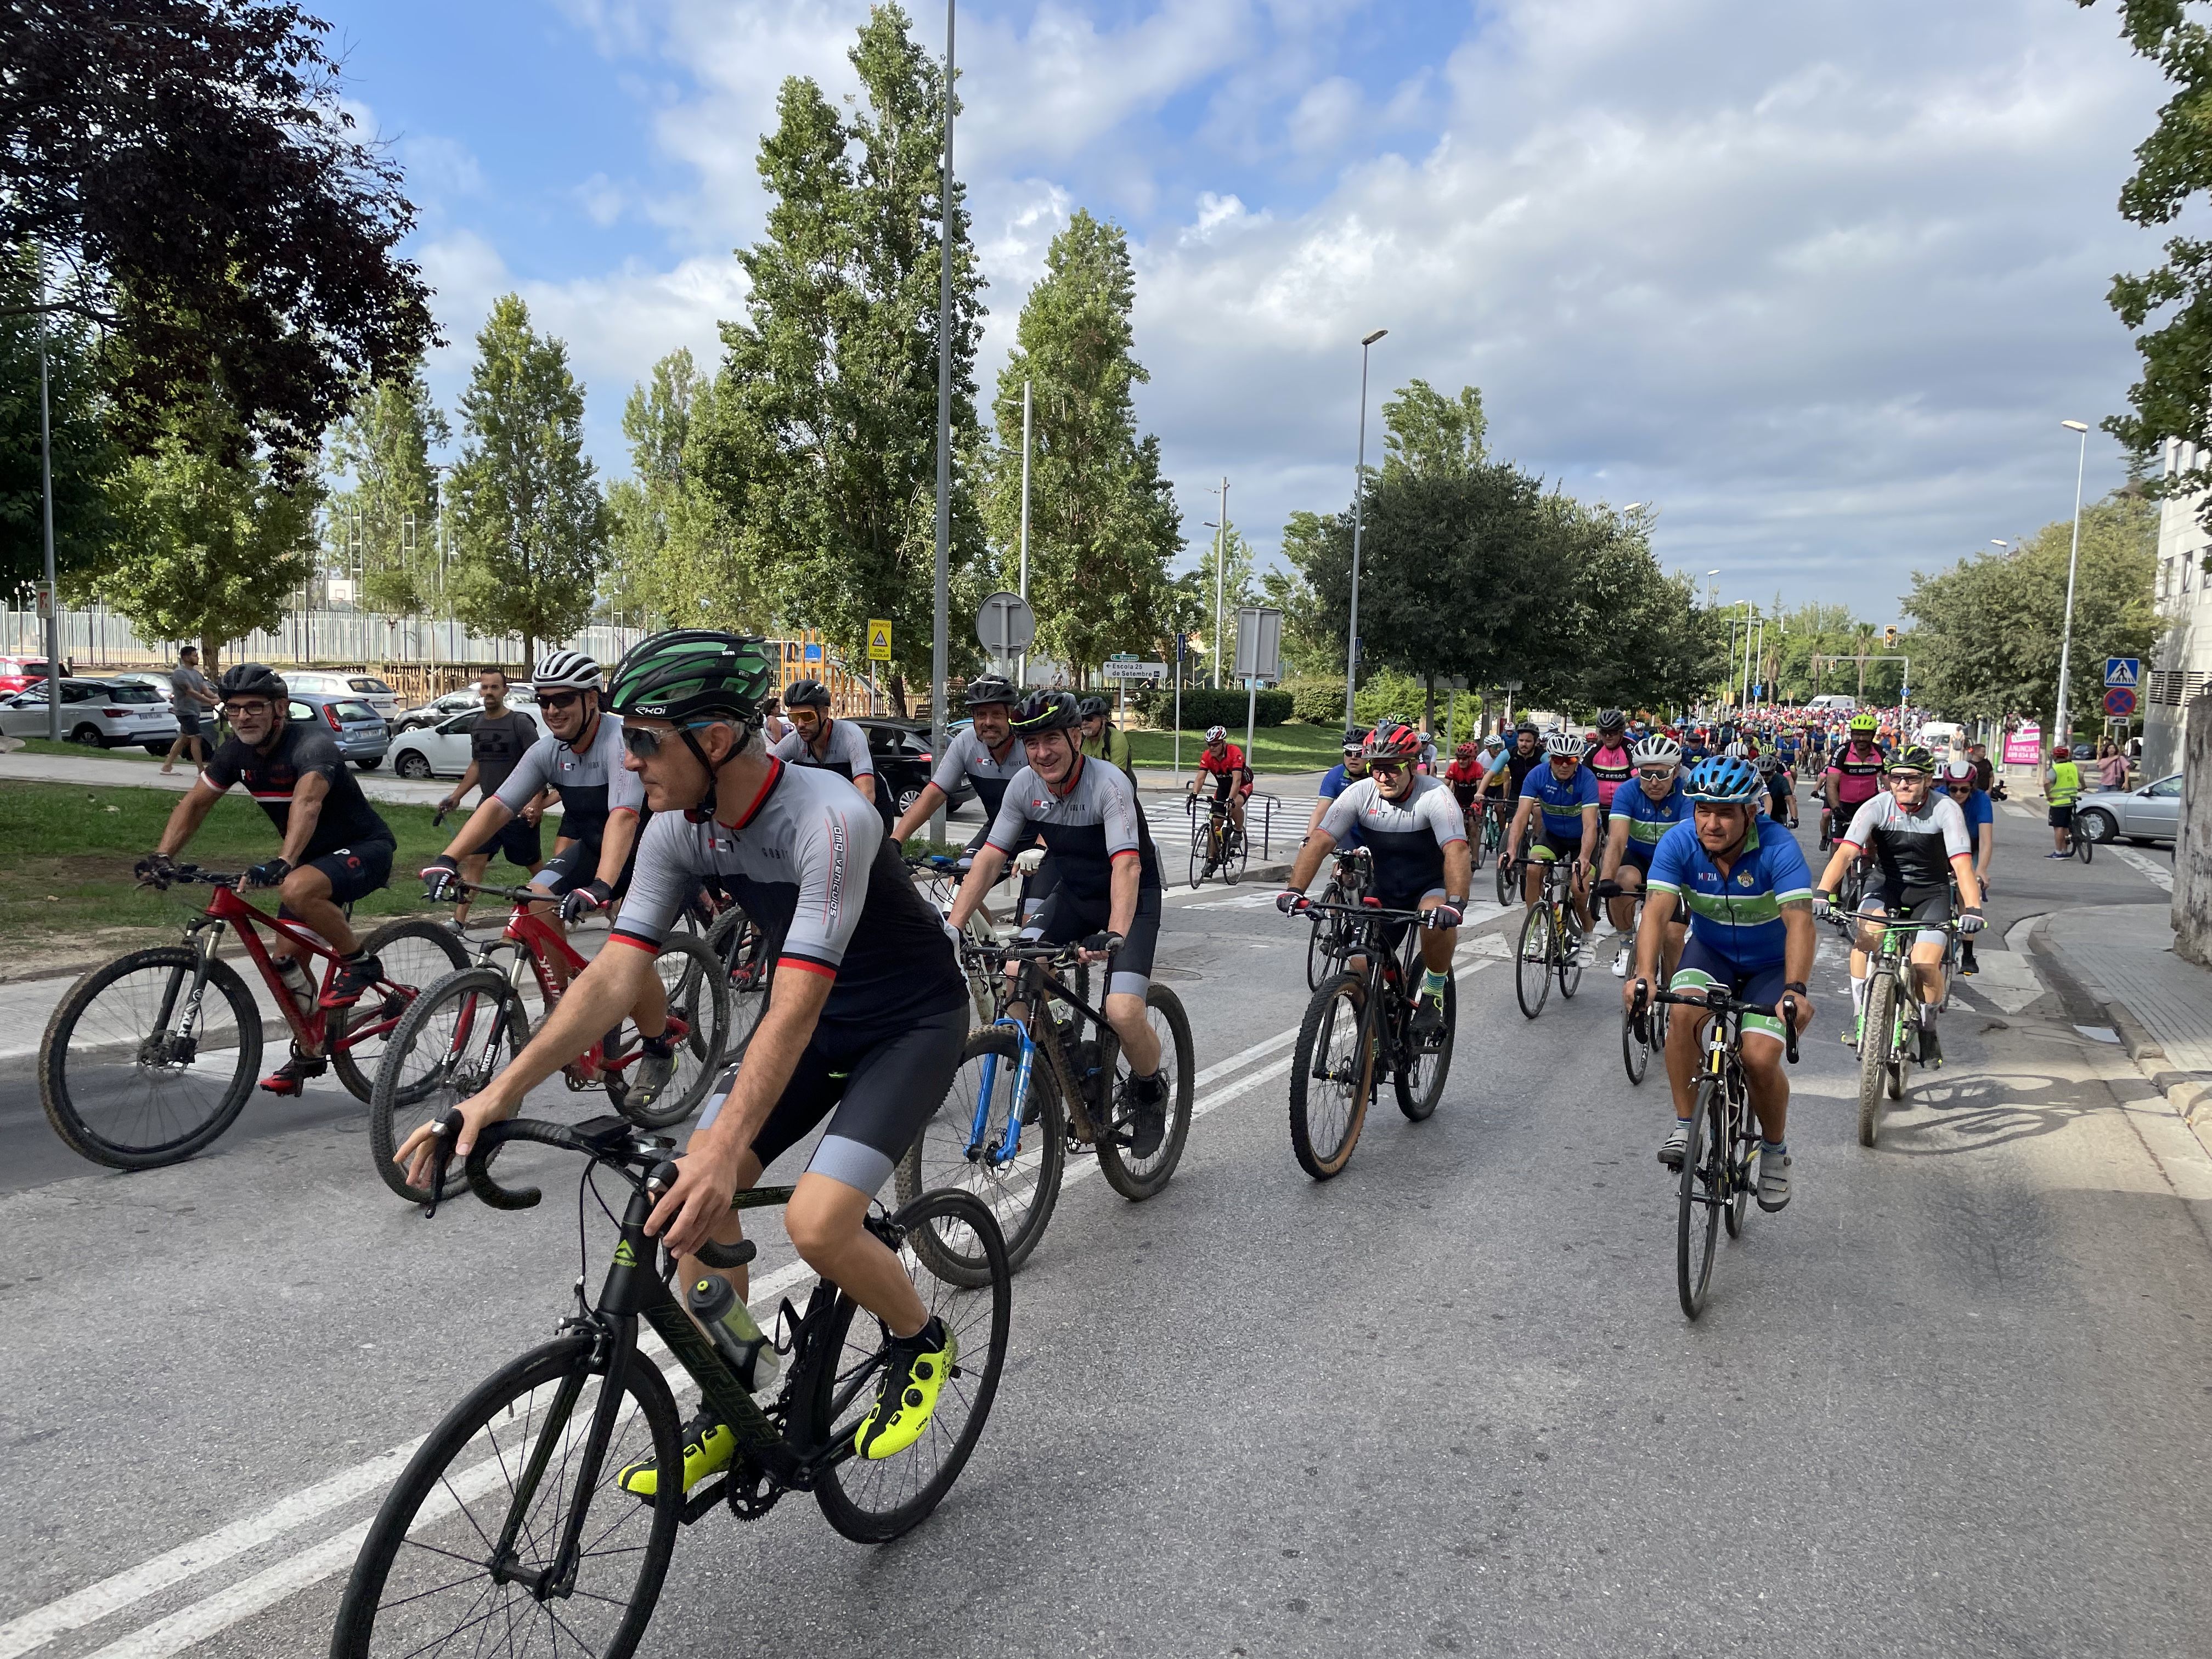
[983,210,1182,682]
[445,294,607,662]
[607,348,766,630]
[325,371,449,618]
[697,4,985,709]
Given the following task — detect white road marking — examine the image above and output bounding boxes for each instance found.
[2114,847,2174,892]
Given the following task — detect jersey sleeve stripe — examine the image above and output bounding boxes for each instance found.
[607,929,661,953]
[776,954,838,981]
[1109,848,1139,863]
[1775,885,1817,902]
[1646,877,1684,894]
[1834,837,1863,853]
[607,804,640,819]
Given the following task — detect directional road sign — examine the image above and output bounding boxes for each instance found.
[1101,659,1167,681]
[2104,686,2137,718]
[1232,607,1282,681]
[2106,657,2140,687]
[976,591,1036,656]
[866,619,892,661]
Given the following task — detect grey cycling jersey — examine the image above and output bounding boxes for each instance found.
[930,724,1024,820]
[1839,790,1971,890]
[769,716,873,780]
[494,710,643,844]
[986,753,1161,904]
[612,759,964,1033]
[1318,774,1465,898]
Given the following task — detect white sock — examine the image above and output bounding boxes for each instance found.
[1850,974,1867,1015]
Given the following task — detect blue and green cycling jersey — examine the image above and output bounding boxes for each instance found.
[1518,760,1599,840]
[1645,814,1814,970]
[1609,781,1690,865]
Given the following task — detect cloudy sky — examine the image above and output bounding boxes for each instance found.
[315,0,2169,614]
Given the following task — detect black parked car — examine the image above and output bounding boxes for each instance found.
[851,718,972,825]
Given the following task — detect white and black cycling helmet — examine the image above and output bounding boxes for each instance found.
[1204,725,1228,743]
[1546,730,1587,759]
[1631,733,1681,768]
[532,650,602,691]
[1942,757,1976,783]
[1723,740,1748,760]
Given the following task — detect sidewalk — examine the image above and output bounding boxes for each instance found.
[0,749,452,809]
[2039,902,2212,1156]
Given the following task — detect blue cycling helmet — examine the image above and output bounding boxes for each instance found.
[1683,754,1763,804]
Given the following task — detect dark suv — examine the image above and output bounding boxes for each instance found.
[851,718,972,825]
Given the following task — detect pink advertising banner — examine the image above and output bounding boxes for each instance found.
[2001,726,2042,766]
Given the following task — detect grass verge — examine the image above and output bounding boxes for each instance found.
[1126,721,1344,773]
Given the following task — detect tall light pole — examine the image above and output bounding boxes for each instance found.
[36,259,59,742]
[1212,478,1229,691]
[928,0,957,841]
[1018,379,1031,686]
[2053,419,2090,754]
[1344,327,1387,732]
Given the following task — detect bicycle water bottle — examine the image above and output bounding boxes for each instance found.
[275,956,317,1019]
[686,1274,781,1393]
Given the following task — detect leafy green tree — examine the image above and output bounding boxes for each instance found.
[1379,380,1488,484]
[445,295,608,662]
[81,392,320,667]
[983,211,1180,685]
[696,3,985,712]
[325,371,449,618]
[0,249,119,590]
[1905,491,2158,739]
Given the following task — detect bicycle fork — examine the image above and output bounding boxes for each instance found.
[970,1016,1036,1168]
[153,924,224,1063]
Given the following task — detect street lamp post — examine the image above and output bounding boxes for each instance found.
[928,0,957,842]
[1018,379,1030,686]
[2053,419,2090,755]
[1344,328,1387,732]
[36,264,59,742]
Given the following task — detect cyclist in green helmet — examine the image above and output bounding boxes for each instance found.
[397,630,973,1478]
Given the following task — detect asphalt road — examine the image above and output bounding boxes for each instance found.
[2,813,2208,1657]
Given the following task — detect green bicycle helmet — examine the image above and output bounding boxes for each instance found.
[607,630,776,725]
[1848,710,1878,734]
[1887,743,1937,776]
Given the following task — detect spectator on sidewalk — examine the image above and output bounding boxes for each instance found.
[161,646,218,774]
[2095,739,2129,792]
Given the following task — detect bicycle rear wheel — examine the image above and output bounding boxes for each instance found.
[896,1026,1065,1282]
[1466,811,1486,870]
[1095,984,1196,1199]
[1288,974,1373,1179]
[329,919,469,1102]
[2075,826,2094,864]
[1622,1001,1650,1085]
[809,1188,1011,1544]
[1188,831,1207,889]
[1857,970,1895,1147]
[1723,1091,1754,1240]
[1515,905,1554,1019]
[40,946,260,1169]
[331,1332,681,1659]
[1557,906,1585,998]
[1225,823,1249,883]
[1677,1079,1723,1319]
[613,934,730,1130]
[369,967,531,1204]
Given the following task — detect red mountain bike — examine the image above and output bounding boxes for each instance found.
[38,868,466,1169]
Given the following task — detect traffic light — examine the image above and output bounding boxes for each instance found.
[1882,625,1898,650]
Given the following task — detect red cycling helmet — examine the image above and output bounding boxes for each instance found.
[1363,721,1423,763]
[1455,740,1479,760]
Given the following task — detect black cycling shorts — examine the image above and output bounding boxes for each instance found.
[278,839,394,919]
[2048,803,2075,829]
[701,1004,967,1198]
[472,814,543,870]
[1023,883,1161,999]
[1531,828,1586,864]
[1859,880,1953,950]
[533,834,637,900]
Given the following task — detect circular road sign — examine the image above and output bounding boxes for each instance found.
[977,591,1036,656]
[2103,686,2137,718]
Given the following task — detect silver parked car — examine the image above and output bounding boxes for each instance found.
[2074,774,2181,847]
[286,691,391,770]
[0,678,180,750]
[287,670,402,723]
[392,686,535,734]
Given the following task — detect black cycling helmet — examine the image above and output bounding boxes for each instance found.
[1888,743,1937,776]
[1077,695,1109,721]
[217,662,286,702]
[783,677,832,711]
[607,630,775,726]
[1008,689,1081,735]
[963,674,1018,709]
[1515,718,1539,736]
[1341,726,1369,753]
[1596,709,1627,735]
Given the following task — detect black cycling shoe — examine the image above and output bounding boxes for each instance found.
[1920,1025,1943,1067]
[1409,994,1444,1036]
[1959,943,1979,977]
[319,952,383,1009]
[1118,1069,1170,1160]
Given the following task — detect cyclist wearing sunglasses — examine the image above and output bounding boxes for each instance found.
[770,677,875,809]
[1595,733,1689,980]
[398,630,971,1478]
[1505,730,1600,934]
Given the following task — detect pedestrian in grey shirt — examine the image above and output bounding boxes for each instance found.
[161,646,218,774]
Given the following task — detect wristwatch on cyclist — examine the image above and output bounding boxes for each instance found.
[1784,980,1808,997]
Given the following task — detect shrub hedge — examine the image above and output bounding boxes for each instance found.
[1130,686,1294,729]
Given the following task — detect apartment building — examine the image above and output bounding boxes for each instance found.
[2150,437,2212,776]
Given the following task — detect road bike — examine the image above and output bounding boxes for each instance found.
[1466,796,1510,872]
[1841,909,1961,1148]
[1513,854,1588,1019]
[2070,811,2094,864]
[1491,810,1526,906]
[367,877,729,1204]
[40,867,465,1169]
[1186,791,1247,885]
[896,936,1195,1282]
[1600,884,1671,1085]
[1632,981,1801,1319]
[330,1112,1009,1658]
[1305,845,1372,990]
[1285,899,1455,1180]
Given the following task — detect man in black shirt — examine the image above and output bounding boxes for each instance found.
[433,667,546,926]
[143,663,399,1092]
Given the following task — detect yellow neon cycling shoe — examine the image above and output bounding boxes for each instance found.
[854,1317,956,1461]
[616,1412,732,1498]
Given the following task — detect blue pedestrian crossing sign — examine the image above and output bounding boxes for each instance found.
[2104,657,2140,687]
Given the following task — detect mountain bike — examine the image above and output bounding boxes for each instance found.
[367,878,729,1204]
[1632,981,1801,1319]
[40,867,465,1169]
[909,849,1015,1022]
[1513,855,1587,1019]
[1285,899,1455,1180]
[1491,810,1524,906]
[1842,910,1961,1148]
[330,1112,1009,1658]
[1187,791,1246,885]
[1305,845,1372,990]
[1466,797,1509,872]
[895,936,1194,1283]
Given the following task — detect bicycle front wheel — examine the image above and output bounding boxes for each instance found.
[1494,850,1514,907]
[369,967,531,1204]
[809,1188,1011,1544]
[1393,969,1454,1121]
[1288,974,1372,1179]
[40,946,261,1169]
[1857,969,1895,1147]
[706,904,773,1061]
[896,1026,1066,1282]
[1622,1002,1650,1085]
[2076,827,2094,864]
[1677,1079,1724,1320]
[331,1332,681,1659]
[1557,907,1585,998]
[329,919,469,1103]
[1188,831,1206,889]
[1515,905,1554,1019]
[1095,984,1196,1200]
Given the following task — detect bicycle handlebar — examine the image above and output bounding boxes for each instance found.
[1297,900,1431,923]
[138,864,245,891]
[1629,982,1802,1066]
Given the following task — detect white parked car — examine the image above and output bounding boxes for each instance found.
[0,678,181,751]
[387,712,481,781]
[392,686,535,733]
[286,671,400,723]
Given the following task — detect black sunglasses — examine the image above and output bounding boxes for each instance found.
[537,691,583,712]
[620,720,724,760]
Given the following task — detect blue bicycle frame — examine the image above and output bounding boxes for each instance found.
[967,1015,1038,1169]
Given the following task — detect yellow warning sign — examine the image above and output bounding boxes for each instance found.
[867,619,893,661]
